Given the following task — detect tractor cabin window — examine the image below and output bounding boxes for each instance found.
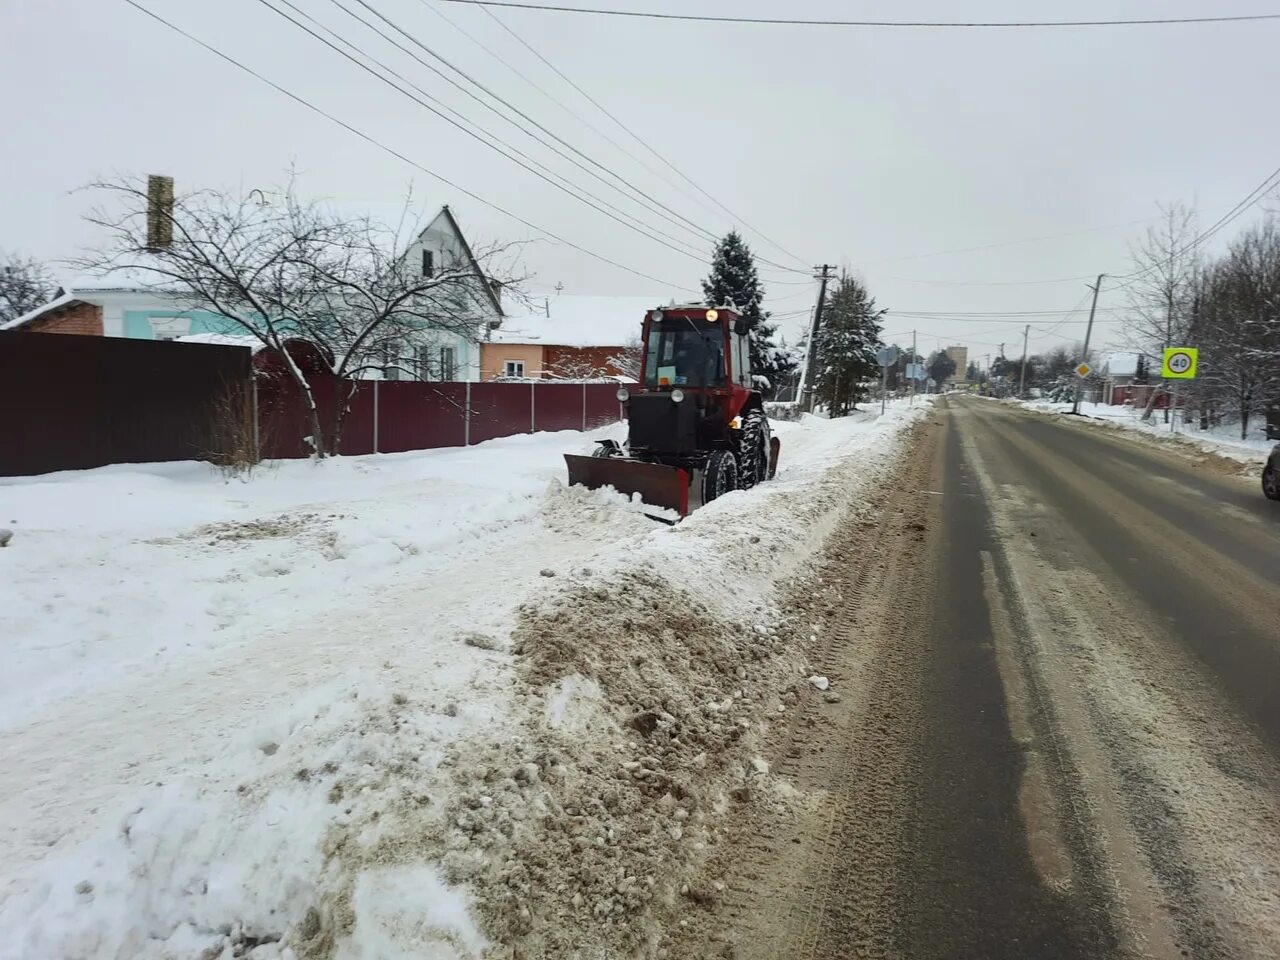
[504,360,525,378]
[643,318,725,388]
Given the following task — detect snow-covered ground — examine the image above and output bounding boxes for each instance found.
[0,400,930,959]
[1012,398,1273,463]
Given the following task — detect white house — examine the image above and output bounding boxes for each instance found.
[2,205,504,383]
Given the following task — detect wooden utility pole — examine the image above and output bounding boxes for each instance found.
[1071,274,1105,415]
[799,264,835,413]
[910,329,917,404]
[1018,324,1030,396]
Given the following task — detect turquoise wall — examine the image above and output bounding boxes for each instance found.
[122,309,244,339]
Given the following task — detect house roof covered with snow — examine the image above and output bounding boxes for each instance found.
[1104,352,1141,377]
[490,295,665,348]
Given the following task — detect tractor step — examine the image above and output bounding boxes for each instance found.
[564,454,693,517]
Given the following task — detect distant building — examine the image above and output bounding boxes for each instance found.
[480,294,658,380]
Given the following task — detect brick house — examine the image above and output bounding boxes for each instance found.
[480,295,658,380]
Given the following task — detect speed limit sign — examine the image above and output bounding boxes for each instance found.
[1162,347,1198,380]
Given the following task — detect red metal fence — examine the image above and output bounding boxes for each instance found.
[1,331,252,477]
[1,332,625,477]
[257,376,624,459]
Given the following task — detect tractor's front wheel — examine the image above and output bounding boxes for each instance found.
[738,410,771,489]
[702,450,740,504]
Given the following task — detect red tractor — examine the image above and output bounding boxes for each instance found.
[565,304,779,516]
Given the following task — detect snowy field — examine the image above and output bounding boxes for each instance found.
[1010,398,1273,463]
[0,400,930,959]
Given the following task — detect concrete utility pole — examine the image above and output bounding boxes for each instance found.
[1071,274,1105,415]
[1018,324,1030,396]
[799,264,835,413]
[910,329,917,405]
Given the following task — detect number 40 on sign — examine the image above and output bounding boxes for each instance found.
[1162,347,1199,379]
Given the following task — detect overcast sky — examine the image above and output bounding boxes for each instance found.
[4,0,1279,362]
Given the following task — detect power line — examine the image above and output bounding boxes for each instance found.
[475,4,813,271]
[418,0,773,254]
[882,217,1155,264]
[291,0,709,261]
[1107,163,1280,291]
[887,273,1097,287]
[253,0,713,264]
[342,0,728,252]
[438,1,1280,29]
[118,0,696,292]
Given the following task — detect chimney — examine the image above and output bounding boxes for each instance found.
[146,174,175,251]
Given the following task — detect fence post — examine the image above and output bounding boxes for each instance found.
[582,382,587,431]
[464,381,471,447]
[372,380,380,455]
[251,377,261,462]
[531,381,537,433]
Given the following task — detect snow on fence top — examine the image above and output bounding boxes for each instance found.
[490,295,664,348]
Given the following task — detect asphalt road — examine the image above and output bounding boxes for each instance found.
[676,398,1280,960]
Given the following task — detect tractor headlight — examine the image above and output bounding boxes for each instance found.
[616,386,630,402]
[670,388,685,403]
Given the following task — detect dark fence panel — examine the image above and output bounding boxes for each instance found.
[258,375,376,458]
[534,383,587,433]
[585,383,627,431]
[468,382,534,444]
[377,381,467,453]
[0,332,252,477]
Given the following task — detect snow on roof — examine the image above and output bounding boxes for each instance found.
[491,295,665,348]
[1104,352,1140,377]
[1,292,81,331]
[176,333,265,353]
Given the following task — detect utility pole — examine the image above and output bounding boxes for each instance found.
[1018,324,1030,397]
[910,329,917,405]
[799,264,835,413]
[1071,274,1105,415]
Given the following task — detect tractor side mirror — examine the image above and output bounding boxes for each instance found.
[733,318,749,336]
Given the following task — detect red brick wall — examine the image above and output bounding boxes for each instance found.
[25,302,103,336]
[543,344,624,378]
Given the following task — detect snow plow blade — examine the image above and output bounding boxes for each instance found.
[564,454,690,517]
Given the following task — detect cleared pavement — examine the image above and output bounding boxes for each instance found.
[674,397,1280,960]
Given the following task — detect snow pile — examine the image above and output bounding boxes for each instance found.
[0,400,931,959]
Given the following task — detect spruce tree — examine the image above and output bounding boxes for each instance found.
[813,272,885,416]
[702,231,795,396]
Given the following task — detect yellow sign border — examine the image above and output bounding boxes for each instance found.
[1162,347,1198,379]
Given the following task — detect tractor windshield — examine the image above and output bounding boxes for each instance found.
[643,319,725,388]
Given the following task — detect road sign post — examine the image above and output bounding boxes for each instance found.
[1161,347,1198,432]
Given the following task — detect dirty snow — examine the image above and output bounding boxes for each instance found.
[0,400,930,958]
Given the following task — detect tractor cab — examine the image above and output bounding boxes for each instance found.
[641,306,749,392]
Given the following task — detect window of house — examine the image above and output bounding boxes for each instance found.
[504,360,525,378]
[384,341,402,381]
[421,249,434,278]
[440,346,457,381]
[416,345,432,381]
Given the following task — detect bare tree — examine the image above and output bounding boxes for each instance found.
[1193,215,1280,438]
[1122,203,1202,419]
[606,336,643,381]
[0,251,56,325]
[79,175,518,456]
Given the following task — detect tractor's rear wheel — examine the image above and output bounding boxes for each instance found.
[702,450,740,504]
[738,410,771,489]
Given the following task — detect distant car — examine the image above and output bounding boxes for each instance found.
[1264,444,1280,501]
